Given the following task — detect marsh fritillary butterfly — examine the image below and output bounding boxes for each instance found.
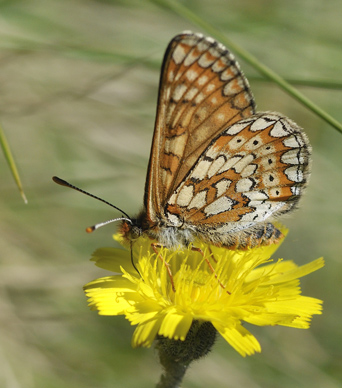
[119,32,311,250]
[54,32,311,252]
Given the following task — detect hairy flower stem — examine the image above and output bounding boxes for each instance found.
[156,321,217,388]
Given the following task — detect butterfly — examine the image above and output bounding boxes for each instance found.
[117,31,311,251]
[54,31,311,253]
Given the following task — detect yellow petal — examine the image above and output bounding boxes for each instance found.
[91,247,136,274]
[132,316,165,348]
[263,258,325,285]
[158,309,193,341]
[84,277,140,315]
[215,323,261,357]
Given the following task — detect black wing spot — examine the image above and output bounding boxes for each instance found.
[203,155,214,162]
[190,177,200,184]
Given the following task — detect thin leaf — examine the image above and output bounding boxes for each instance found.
[0,122,27,203]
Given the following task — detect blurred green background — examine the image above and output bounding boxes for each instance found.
[1,0,341,387]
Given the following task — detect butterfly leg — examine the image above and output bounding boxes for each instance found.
[191,246,231,295]
[151,243,176,293]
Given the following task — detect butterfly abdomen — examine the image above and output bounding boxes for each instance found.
[223,222,284,250]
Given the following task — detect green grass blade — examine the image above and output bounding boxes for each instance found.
[151,0,342,135]
[0,123,27,204]
[249,76,342,90]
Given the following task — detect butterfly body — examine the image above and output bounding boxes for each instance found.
[120,216,282,250]
[120,32,311,251]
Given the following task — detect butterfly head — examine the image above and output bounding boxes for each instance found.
[119,218,141,241]
[118,209,151,243]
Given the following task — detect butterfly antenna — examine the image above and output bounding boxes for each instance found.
[85,217,132,233]
[52,176,132,232]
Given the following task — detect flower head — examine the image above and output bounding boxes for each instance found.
[84,232,323,357]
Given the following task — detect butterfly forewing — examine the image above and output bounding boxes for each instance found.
[145,32,256,224]
[165,112,311,242]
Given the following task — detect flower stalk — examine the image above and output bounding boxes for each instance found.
[156,321,217,388]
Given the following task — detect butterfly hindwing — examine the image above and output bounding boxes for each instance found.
[145,32,256,224]
[165,112,311,240]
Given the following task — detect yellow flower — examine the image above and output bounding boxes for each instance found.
[84,233,324,357]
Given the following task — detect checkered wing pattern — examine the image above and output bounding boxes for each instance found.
[145,32,255,223]
[165,112,311,241]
